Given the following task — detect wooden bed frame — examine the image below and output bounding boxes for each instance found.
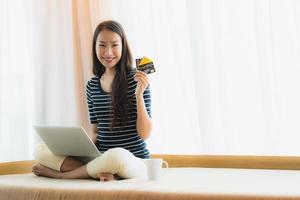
[2,154,300,175]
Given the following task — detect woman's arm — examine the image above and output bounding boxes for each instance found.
[136,95,152,139]
[86,81,99,144]
[134,71,152,140]
[89,124,98,144]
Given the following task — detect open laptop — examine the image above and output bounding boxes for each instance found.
[34,126,101,161]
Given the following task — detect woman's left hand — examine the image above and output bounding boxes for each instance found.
[134,70,149,97]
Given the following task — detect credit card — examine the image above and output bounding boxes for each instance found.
[136,57,155,74]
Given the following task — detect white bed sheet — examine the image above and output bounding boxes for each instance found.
[1,167,300,200]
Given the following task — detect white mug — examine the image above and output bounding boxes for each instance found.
[144,158,169,181]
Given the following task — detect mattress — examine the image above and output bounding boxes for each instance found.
[1,167,300,200]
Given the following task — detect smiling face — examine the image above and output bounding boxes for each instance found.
[96,30,123,70]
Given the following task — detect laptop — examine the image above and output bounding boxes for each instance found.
[34,126,101,161]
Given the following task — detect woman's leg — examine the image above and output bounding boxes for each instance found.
[60,157,85,172]
[33,143,66,171]
[33,146,147,180]
[32,143,90,179]
[32,163,89,179]
[32,163,118,181]
[33,143,85,172]
[86,148,147,179]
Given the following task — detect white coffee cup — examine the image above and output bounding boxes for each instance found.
[144,158,169,181]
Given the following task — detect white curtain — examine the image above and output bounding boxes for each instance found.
[1,0,300,162]
[0,0,81,162]
[31,1,79,126]
[0,0,34,161]
[186,0,300,155]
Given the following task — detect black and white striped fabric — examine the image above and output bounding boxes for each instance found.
[86,70,151,158]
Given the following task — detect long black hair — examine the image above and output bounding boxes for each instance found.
[92,20,133,128]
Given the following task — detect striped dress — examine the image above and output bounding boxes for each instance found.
[86,70,151,158]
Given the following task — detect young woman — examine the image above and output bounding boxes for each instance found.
[32,20,152,181]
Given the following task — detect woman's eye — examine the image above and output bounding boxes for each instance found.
[112,44,118,47]
[99,44,105,47]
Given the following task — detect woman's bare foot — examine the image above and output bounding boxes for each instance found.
[96,172,120,182]
[32,163,62,179]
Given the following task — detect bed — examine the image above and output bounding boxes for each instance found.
[1,155,300,200]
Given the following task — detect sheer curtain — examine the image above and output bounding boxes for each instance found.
[186,0,300,155]
[0,1,34,161]
[31,1,78,126]
[1,0,300,162]
[0,0,88,162]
